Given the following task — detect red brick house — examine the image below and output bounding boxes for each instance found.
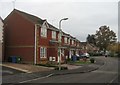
[4,9,81,64]
[60,32,81,60]
[80,42,99,53]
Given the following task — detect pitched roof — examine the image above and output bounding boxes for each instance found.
[12,9,59,31]
[14,9,59,31]
[47,22,59,31]
[5,9,81,42]
[14,9,44,26]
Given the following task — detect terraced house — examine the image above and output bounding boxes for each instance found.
[4,9,81,64]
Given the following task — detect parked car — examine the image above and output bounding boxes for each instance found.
[80,53,90,58]
[76,54,80,60]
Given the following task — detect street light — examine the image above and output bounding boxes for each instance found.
[59,18,68,30]
[58,18,68,70]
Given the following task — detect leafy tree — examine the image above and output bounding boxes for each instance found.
[95,25,117,50]
[107,43,118,52]
[86,34,96,45]
[107,42,120,57]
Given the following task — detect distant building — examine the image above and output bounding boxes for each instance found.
[0,17,4,61]
[4,9,81,64]
[80,42,99,53]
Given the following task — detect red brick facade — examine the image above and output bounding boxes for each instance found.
[4,9,81,64]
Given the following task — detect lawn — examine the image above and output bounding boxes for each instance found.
[68,59,91,65]
[75,60,91,64]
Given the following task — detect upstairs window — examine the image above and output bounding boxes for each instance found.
[72,40,74,45]
[77,43,80,47]
[52,31,56,39]
[64,37,67,44]
[41,25,47,37]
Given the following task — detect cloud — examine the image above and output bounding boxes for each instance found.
[0,1,118,41]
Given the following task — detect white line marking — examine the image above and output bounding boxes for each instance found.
[19,73,53,83]
[109,75,118,83]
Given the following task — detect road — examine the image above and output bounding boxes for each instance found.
[1,65,25,85]
[2,56,119,84]
[1,66,25,76]
[19,57,119,83]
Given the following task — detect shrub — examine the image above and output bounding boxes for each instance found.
[109,52,118,57]
[90,58,95,63]
[67,58,71,62]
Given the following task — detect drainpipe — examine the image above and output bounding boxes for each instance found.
[34,24,37,64]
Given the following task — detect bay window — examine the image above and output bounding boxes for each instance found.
[41,25,47,37]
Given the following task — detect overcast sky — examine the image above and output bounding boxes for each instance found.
[0,0,119,41]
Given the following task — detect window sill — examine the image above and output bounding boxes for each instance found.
[52,38,56,40]
[40,57,47,61]
[41,36,47,39]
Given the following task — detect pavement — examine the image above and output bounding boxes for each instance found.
[1,57,105,75]
[1,62,54,73]
[51,58,105,75]
[2,57,105,83]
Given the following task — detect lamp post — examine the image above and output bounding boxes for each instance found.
[34,24,40,65]
[58,18,68,70]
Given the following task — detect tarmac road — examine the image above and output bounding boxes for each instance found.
[2,56,119,84]
[20,56,119,83]
[1,66,25,76]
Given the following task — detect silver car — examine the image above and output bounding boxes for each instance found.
[81,53,90,58]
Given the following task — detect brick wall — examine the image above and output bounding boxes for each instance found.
[4,11,35,63]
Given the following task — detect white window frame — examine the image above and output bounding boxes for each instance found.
[72,40,74,45]
[68,38,70,44]
[41,25,47,37]
[52,31,56,39]
[64,37,67,44]
[40,47,47,58]
[77,43,79,47]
